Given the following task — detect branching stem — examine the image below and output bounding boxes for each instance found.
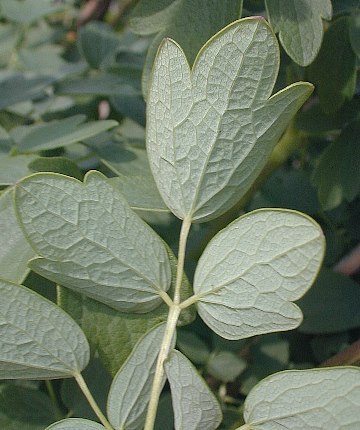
[144,216,192,430]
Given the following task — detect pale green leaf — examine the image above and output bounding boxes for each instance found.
[131,0,242,97]
[164,350,222,430]
[0,278,90,379]
[147,18,313,222]
[193,209,325,340]
[107,323,172,430]
[0,189,35,283]
[15,171,171,313]
[11,115,118,153]
[58,246,195,376]
[241,367,360,429]
[46,419,106,430]
[265,0,332,66]
[0,0,66,24]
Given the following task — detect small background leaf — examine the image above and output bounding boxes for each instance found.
[312,118,360,210]
[308,17,357,113]
[11,115,118,153]
[77,22,119,69]
[130,0,243,96]
[265,0,332,66]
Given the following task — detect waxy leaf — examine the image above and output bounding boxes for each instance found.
[15,171,171,313]
[0,278,89,379]
[164,350,222,430]
[46,419,106,430]
[11,115,118,153]
[241,367,360,429]
[193,209,325,340]
[58,246,195,376]
[147,18,313,222]
[0,189,35,283]
[107,323,172,430]
[265,0,332,66]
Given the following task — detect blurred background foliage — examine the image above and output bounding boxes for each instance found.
[0,1,359,429]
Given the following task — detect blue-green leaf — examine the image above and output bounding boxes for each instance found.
[147,18,313,222]
[0,278,90,379]
[0,189,35,283]
[107,323,171,430]
[193,209,325,339]
[165,350,222,430]
[46,419,106,430]
[240,367,360,429]
[15,171,171,313]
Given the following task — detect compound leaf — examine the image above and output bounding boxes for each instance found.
[265,0,332,66]
[193,209,325,340]
[58,245,195,377]
[240,367,360,429]
[15,171,171,313]
[147,18,313,223]
[107,323,173,430]
[46,419,106,430]
[165,350,222,430]
[0,278,89,379]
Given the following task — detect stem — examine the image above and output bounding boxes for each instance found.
[173,216,192,304]
[74,373,114,430]
[144,217,191,430]
[144,305,181,430]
